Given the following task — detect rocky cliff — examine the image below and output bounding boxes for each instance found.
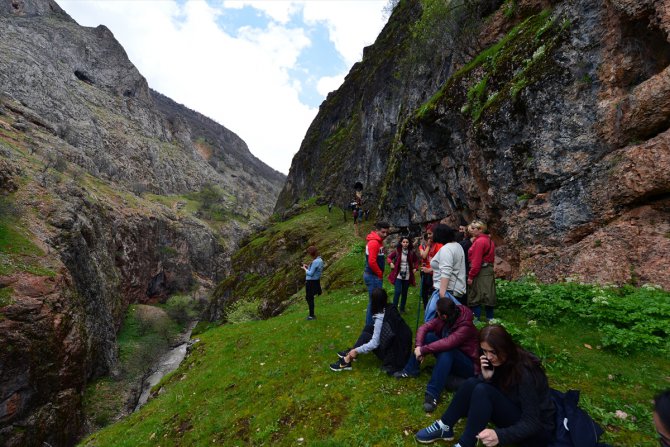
[0,0,284,445]
[277,0,670,289]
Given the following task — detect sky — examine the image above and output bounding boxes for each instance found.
[57,0,390,174]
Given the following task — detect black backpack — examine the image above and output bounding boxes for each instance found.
[549,389,611,447]
[376,305,412,373]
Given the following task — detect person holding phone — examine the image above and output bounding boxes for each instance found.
[302,245,323,320]
[415,324,555,446]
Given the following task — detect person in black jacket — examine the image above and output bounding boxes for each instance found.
[330,288,411,374]
[415,324,555,446]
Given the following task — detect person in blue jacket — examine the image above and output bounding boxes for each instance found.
[302,245,324,320]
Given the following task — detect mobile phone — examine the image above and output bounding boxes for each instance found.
[480,350,494,370]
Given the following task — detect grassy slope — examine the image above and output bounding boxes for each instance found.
[81,205,669,447]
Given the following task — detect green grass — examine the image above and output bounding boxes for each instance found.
[0,216,56,277]
[81,262,669,446]
[83,304,188,430]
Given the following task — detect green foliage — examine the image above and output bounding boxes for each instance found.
[225,298,261,324]
[0,286,13,307]
[212,202,364,320]
[414,9,567,124]
[81,276,667,446]
[0,206,56,277]
[163,295,200,326]
[497,279,670,354]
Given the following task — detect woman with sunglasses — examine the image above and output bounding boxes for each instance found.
[415,324,555,446]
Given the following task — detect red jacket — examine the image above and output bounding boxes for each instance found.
[468,234,495,281]
[416,305,480,373]
[365,231,385,278]
[387,248,419,286]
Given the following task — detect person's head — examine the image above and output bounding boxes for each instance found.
[655,390,670,447]
[370,287,388,314]
[479,324,517,368]
[425,224,435,242]
[397,236,413,251]
[306,245,319,258]
[469,220,487,237]
[375,221,390,239]
[436,298,459,326]
[432,224,456,245]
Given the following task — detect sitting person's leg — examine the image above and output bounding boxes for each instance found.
[425,349,474,400]
[398,332,439,376]
[352,325,374,349]
[455,382,522,447]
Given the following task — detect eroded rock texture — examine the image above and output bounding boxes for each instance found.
[0,0,284,444]
[277,0,670,289]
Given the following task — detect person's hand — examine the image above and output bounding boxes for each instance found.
[390,263,395,269]
[477,428,499,446]
[414,346,422,358]
[480,355,494,380]
[467,278,473,285]
[421,266,431,274]
[345,349,357,363]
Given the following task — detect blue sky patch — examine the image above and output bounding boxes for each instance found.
[291,22,346,107]
[214,4,272,37]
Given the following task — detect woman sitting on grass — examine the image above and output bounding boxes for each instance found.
[415,324,555,446]
[330,287,411,373]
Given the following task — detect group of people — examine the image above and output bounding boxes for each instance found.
[300,216,668,446]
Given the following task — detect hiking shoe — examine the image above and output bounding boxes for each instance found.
[329,358,352,372]
[306,315,316,320]
[393,370,418,379]
[423,394,439,413]
[415,420,454,443]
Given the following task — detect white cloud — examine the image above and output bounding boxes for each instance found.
[58,0,387,174]
[317,74,345,97]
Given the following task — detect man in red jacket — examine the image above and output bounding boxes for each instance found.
[363,222,389,325]
[394,298,479,413]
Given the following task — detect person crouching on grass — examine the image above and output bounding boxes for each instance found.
[329,287,411,374]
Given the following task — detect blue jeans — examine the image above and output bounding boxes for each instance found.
[393,279,410,311]
[424,289,461,322]
[363,272,383,326]
[403,333,474,399]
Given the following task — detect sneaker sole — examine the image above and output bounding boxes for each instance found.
[415,435,454,444]
[329,366,352,371]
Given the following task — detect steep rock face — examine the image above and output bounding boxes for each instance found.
[0,0,284,444]
[277,0,670,289]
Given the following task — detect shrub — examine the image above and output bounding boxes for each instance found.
[226,298,261,324]
[496,279,670,354]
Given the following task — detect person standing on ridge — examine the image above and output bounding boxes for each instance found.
[301,245,324,320]
[364,221,390,325]
[467,220,496,321]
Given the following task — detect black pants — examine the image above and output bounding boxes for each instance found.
[441,377,552,447]
[420,272,433,308]
[305,280,321,317]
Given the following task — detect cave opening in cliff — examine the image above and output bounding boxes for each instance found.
[74,70,94,85]
[620,16,670,89]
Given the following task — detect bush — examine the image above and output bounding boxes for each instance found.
[164,295,198,326]
[496,279,670,354]
[226,298,261,324]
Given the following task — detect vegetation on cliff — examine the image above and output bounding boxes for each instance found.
[81,203,669,446]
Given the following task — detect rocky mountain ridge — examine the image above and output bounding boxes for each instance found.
[0,0,284,445]
[277,0,670,290]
